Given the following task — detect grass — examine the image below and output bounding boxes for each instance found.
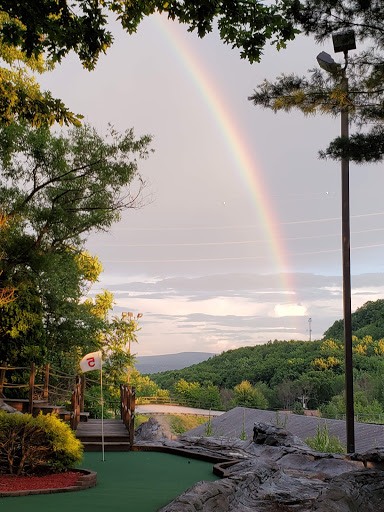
[168,415,208,434]
[305,423,346,454]
[135,414,208,435]
[4,451,218,512]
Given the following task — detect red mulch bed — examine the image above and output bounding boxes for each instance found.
[0,472,80,492]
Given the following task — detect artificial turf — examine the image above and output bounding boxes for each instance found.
[2,451,219,512]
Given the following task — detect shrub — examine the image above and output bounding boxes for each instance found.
[0,412,83,475]
[305,423,345,454]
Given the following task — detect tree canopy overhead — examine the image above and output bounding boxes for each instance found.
[1,0,298,66]
[249,0,384,163]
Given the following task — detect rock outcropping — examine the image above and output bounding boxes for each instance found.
[0,398,20,414]
[156,422,384,512]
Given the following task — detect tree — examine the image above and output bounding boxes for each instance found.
[0,12,84,127]
[103,314,141,385]
[233,380,268,409]
[324,300,384,341]
[0,212,15,306]
[0,1,299,125]
[2,1,298,66]
[0,121,152,366]
[249,0,384,163]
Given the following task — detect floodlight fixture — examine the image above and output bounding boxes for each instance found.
[316,33,356,454]
[332,30,356,53]
[316,51,340,73]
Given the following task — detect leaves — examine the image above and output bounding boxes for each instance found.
[249,1,384,162]
[0,122,151,367]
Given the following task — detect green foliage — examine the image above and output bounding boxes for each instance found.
[173,378,222,410]
[274,411,288,429]
[102,315,141,387]
[320,390,384,423]
[292,402,305,415]
[204,415,213,437]
[0,121,152,368]
[250,0,384,163]
[0,11,84,127]
[168,415,207,435]
[147,300,384,417]
[324,300,384,341]
[305,423,346,454]
[0,412,83,475]
[1,1,298,67]
[233,380,268,409]
[240,408,247,440]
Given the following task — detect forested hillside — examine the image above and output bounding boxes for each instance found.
[324,300,384,341]
[149,301,384,421]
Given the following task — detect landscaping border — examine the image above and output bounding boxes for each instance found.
[132,444,240,477]
[0,469,97,497]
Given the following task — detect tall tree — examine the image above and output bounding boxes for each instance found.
[0,122,152,366]
[249,0,384,162]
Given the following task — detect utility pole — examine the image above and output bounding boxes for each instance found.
[317,30,356,453]
[308,317,312,342]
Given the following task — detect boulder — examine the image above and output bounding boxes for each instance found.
[253,421,310,449]
[135,416,168,441]
[0,398,20,414]
[157,422,384,512]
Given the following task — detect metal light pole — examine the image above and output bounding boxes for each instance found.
[122,311,143,384]
[317,30,356,453]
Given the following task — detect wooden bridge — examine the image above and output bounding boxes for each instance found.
[0,362,136,451]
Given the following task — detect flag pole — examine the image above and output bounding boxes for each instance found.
[100,352,105,462]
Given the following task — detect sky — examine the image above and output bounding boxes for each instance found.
[40,14,384,356]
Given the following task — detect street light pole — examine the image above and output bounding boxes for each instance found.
[122,311,143,385]
[340,55,355,454]
[317,30,356,453]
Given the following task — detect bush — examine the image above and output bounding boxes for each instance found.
[0,412,83,475]
[305,423,345,454]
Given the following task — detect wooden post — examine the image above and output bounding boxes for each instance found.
[70,376,81,430]
[29,362,36,414]
[120,384,123,420]
[70,389,76,430]
[0,362,6,398]
[80,374,85,413]
[75,376,80,428]
[43,363,50,401]
[129,386,136,448]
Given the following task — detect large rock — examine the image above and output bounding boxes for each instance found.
[135,416,168,441]
[253,421,310,449]
[0,398,20,414]
[157,422,384,512]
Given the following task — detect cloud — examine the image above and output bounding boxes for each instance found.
[274,303,308,317]
[91,272,384,355]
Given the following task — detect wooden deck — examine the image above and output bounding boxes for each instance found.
[76,419,131,451]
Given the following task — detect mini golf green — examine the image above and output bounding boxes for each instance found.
[2,451,219,512]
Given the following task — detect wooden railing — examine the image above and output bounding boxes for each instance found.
[120,384,136,447]
[0,362,50,413]
[136,396,179,405]
[70,376,81,430]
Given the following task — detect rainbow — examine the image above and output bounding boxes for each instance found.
[153,15,294,294]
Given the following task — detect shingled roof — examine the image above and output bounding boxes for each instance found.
[186,407,384,453]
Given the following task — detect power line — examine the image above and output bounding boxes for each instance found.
[89,226,384,249]
[102,241,384,264]
[110,210,384,232]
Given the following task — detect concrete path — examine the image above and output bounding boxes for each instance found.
[135,404,224,417]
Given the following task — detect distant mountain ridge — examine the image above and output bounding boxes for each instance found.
[135,352,216,374]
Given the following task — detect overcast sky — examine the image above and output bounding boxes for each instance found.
[41,14,384,356]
